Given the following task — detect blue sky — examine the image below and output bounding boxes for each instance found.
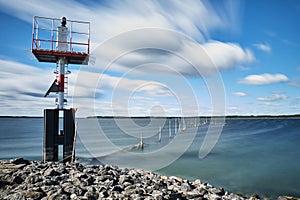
[0,0,299,116]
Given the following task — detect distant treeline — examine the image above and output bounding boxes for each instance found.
[1,114,299,119]
[0,116,43,118]
[87,114,300,119]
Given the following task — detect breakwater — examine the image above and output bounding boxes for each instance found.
[0,158,261,200]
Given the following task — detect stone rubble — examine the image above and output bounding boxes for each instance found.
[0,158,296,200]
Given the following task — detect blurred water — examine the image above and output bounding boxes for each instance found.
[0,117,299,198]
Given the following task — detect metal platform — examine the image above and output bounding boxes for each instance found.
[31,16,90,65]
[32,49,88,65]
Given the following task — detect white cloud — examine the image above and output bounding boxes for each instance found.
[202,41,254,70]
[233,92,247,97]
[254,43,271,53]
[239,73,289,85]
[134,83,173,97]
[228,106,238,110]
[92,33,255,77]
[256,93,288,101]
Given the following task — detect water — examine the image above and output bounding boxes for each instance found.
[0,117,299,198]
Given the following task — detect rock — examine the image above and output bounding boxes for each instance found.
[136,187,146,196]
[70,177,82,186]
[112,185,124,192]
[84,187,99,200]
[278,196,300,200]
[205,193,222,200]
[12,175,24,184]
[185,190,202,199]
[74,172,88,179]
[43,179,59,186]
[24,190,45,200]
[11,158,30,165]
[130,193,143,199]
[70,193,77,199]
[26,175,43,184]
[119,175,134,185]
[169,192,185,200]
[48,193,69,200]
[199,189,208,196]
[193,179,202,186]
[161,175,168,181]
[5,192,25,200]
[43,168,61,177]
[125,184,137,191]
[152,190,164,198]
[169,176,183,183]
[209,187,225,196]
[249,194,260,200]
[0,180,9,189]
[119,175,128,184]
[99,190,109,198]
[223,193,245,200]
[181,182,191,192]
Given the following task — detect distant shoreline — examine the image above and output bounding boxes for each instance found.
[1,114,300,119]
[87,114,300,119]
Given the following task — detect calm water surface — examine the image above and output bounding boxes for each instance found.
[0,117,299,198]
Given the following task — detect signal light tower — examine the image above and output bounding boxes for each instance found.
[31,16,90,162]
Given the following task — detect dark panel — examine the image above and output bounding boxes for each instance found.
[63,109,76,162]
[44,109,59,161]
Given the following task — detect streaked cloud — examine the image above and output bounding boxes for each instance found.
[228,106,238,110]
[259,102,281,107]
[256,93,288,101]
[0,0,236,43]
[200,41,254,72]
[0,59,175,116]
[239,73,289,85]
[254,43,271,53]
[288,79,300,88]
[0,0,254,77]
[93,33,255,77]
[232,92,247,97]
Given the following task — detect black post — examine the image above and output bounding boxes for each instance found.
[44,108,76,162]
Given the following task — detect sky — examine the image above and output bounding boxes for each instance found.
[0,0,299,117]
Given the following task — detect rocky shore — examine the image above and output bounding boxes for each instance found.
[0,158,297,200]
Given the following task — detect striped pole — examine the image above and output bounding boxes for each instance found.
[57,58,65,109]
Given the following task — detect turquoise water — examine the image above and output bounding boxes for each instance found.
[0,117,299,198]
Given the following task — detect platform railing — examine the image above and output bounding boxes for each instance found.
[32,16,90,54]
